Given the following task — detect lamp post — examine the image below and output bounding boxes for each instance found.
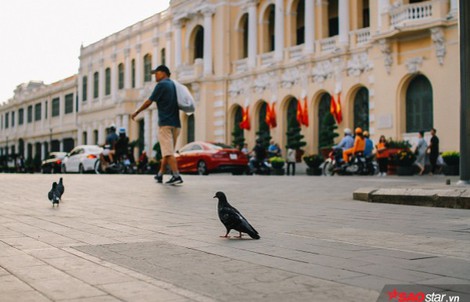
[459,0,470,185]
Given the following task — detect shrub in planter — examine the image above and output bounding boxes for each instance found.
[442,151,460,166]
[390,149,416,167]
[303,154,324,175]
[269,156,285,169]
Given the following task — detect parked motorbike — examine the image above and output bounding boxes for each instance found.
[321,149,378,176]
[247,157,272,175]
[95,149,135,174]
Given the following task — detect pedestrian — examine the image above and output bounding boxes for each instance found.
[375,135,389,176]
[286,147,296,176]
[363,131,374,157]
[414,130,428,175]
[131,65,183,185]
[240,143,249,155]
[427,128,439,175]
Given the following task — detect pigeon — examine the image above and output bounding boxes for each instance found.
[56,177,64,197]
[48,182,61,207]
[214,191,260,239]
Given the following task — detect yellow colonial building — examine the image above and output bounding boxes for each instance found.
[0,0,461,162]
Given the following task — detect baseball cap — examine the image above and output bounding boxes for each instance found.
[151,65,171,76]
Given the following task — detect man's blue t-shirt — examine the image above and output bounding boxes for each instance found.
[148,78,181,128]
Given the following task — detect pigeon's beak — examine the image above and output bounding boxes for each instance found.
[213,195,217,198]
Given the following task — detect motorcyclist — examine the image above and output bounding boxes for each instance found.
[343,127,366,163]
[363,130,374,157]
[100,124,119,170]
[114,127,130,162]
[333,128,354,165]
[249,139,268,173]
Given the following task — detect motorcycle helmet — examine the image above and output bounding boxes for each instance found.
[344,128,352,135]
[119,127,126,134]
[355,127,363,134]
[109,124,116,131]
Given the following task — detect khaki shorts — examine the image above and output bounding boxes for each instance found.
[159,126,180,157]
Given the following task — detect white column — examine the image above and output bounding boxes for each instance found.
[98,125,106,145]
[248,1,258,68]
[41,143,46,160]
[174,20,182,68]
[87,127,93,145]
[165,31,173,69]
[99,58,105,101]
[77,127,83,146]
[377,0,390,31]
[304,0,315,53]
[78,68,83,103]
[203,9,214,75]
[274,0,285,61]
[152,36,160,67]
[449,0,458,17]
[111,53,118,101]
[59,140,64,152]
[122,115,129,133]
[87,63,93,102]
[144,111,151,152]
[339,0,350,46]
[124,48,131,89]
[135,44,142,88]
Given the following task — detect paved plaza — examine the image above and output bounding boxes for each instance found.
[0,173,469,302]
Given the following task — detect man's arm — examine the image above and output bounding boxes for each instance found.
[131,99,153,121]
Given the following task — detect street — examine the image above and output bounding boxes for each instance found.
[0,173,469,302]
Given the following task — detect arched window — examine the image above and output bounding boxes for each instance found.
[232,106,244,147]
[105,68,111,95]
[93,72,99,98]
[406,75,433,133]
[193,26,204,61]
[318,93,336,149]
[295,0,305,45]
[328,0,339,37]
[143,54,152,82]
[354,87,369,131]
[258,102,270,142]
[187,115,195,143]
[263,4,276,53]
[118,64,124,89]
[82,76,88,101]
[239,14,249,59]
[131,59,136,88]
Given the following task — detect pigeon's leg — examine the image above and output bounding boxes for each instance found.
[219,229,231,238]
[234,232,243,239]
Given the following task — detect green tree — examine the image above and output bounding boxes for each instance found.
[319,113,339,149]
[286,126,306,150]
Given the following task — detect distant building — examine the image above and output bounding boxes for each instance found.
[0,0,460,162]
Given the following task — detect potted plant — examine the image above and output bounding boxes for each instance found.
[386,138,412,175]
[390,149,416,176]
[303,154,324,175]
[269,156,285,175]
[442,151,460,175]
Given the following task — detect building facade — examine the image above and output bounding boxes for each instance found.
[0,0,461,163]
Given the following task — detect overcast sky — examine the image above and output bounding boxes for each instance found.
[0,0,170,104]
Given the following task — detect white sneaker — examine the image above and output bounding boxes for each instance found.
[382,172,387,177]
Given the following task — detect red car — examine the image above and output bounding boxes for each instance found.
[175,142,248,175]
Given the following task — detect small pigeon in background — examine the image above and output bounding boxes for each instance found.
[214,191,260,239]
[48,182,61,207]
[57,177,64,197]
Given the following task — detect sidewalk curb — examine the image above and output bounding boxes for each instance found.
[353,187,470,209]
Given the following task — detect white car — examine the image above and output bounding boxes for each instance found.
[62,145,103,173]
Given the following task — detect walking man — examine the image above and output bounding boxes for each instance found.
[131,65,183,185]
[428,128,440,175]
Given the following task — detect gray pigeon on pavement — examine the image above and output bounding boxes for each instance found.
[57,177,64,197]
[214,191,260,239]
[48,182,60,207]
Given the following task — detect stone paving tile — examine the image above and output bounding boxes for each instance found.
[0,290,51,302]
[1,174,469,301]
[97,281,190,302]
[0,274,35,293]
[59,296,122,302]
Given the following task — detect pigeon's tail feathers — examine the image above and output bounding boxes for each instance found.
[245,225,260,239]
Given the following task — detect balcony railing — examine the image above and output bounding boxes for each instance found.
[352,28,371,46]
[233,58,248,74]
[319,36,338,53]
[259,51,275,67]
[287,44,305,60]
[390,2,433,26]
